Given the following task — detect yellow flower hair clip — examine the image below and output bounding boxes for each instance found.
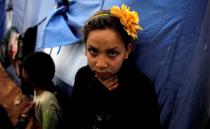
[110,4,143,39]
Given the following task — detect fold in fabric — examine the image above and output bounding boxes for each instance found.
[36,0,103,49]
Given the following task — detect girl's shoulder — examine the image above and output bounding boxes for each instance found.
[75,65,94,80]
[77,65,91,74]
[119,62,154,91]
[120,62,151,82]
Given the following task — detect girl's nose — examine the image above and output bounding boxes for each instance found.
[95,56,108,68]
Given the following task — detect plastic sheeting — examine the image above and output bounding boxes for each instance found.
[129,1,210,129]
[12,0,55,33]
[8,0,210,129]
[0,0,5,40]
[36,0,103,48]
[46,43,87,86]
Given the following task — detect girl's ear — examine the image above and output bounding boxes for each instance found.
[124,43,132,59]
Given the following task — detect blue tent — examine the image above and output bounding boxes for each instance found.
[0,0,5,40]
[3,0,210,129]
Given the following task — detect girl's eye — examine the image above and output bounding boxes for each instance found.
[88,47,98,55]
[107,50,119,57]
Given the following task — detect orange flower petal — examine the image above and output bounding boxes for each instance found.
[110,4,142,39]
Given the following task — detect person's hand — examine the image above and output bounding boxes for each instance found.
[96,75,119,91]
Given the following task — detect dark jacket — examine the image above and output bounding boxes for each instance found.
[69,63,160,129]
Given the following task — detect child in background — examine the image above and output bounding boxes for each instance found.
[69,4,160,129]
[21,51,62,129]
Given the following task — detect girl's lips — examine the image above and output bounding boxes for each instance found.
[95,72,113,79]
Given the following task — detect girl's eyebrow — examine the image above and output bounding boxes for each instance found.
[87,44,96,48]
[107,47,121,51]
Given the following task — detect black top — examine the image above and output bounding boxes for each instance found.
[69,62,160,129]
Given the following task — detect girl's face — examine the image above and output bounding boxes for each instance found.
[85,28,131,80]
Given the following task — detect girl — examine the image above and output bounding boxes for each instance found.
[69,4,160,129]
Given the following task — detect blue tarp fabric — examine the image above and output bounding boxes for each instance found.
[8,0,210,129]
[0,0,5,41]
[36,0,103,48]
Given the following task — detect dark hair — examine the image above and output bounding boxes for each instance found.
[22,51,55,86]
[83,10,134,47]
